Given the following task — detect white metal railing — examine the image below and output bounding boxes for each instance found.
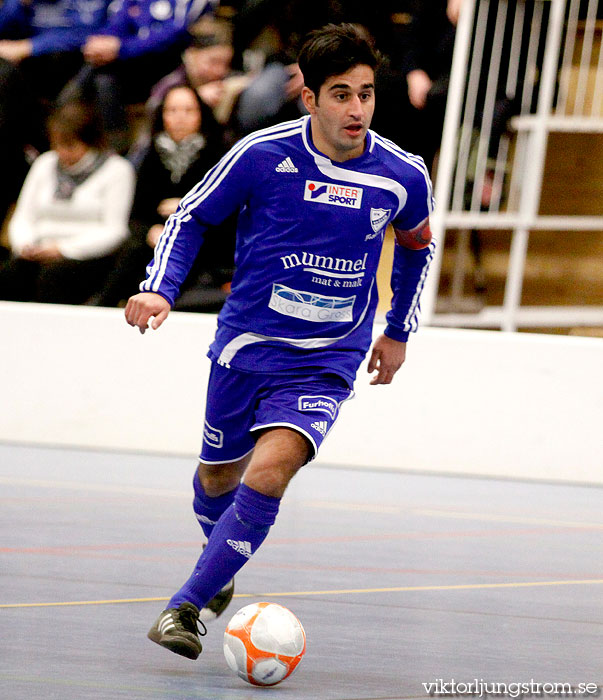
[422,0,603,332]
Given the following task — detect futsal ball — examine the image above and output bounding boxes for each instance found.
[223,602,306,686]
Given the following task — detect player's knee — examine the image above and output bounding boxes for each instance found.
[242,459,304,498]
[241,428,311,497]
[198,461,243,497]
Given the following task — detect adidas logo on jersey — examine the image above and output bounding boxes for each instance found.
[275,157,298,173]
[227,539,252,558]
[311,421,328,437]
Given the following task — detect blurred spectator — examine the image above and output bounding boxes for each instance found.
[135,17,251,155]
[148,19,237,118]
[397,0,460,171]
[0,0,107,97]
[0,101,135,303]
[0,57,40,229]
[229,0,404,137]
[64,0,219,148]
[397,0,533,180]
[0,0,108,85]
[89,83,234,309]
[0,0,109,223]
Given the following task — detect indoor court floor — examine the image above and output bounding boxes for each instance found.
[1,443,601,700]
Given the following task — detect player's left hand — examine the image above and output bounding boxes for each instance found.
[367,334,407,385]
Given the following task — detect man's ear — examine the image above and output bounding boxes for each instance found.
[301,86,317,114]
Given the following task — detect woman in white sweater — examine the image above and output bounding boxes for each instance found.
[0,101,135,303]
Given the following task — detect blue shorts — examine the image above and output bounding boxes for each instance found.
[199,362,354,464]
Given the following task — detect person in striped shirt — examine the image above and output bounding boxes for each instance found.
[125,22,435,660]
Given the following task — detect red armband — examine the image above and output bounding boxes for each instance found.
[394,222,432,250]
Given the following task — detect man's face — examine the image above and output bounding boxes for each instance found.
[184,44,233,86]
[302,64,375,162]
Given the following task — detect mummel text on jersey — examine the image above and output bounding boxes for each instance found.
[141,116,435,385]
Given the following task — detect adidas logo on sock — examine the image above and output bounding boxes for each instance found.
[311,420,328,437]
[195,514,217,526]
[227,539,252,558]
[275,157,298,173]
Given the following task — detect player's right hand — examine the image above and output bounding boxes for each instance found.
[124,292,171,334]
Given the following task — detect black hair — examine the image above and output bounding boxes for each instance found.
[297,23,382,99]
[47,101,106,149]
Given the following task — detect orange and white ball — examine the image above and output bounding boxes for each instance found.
[223,602,306,686]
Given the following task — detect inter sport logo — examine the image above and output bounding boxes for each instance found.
[304,180,363,208]
[269,283,355,323]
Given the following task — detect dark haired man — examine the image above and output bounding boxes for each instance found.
[125,23,435,660]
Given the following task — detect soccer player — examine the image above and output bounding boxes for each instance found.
[125,23,435,660]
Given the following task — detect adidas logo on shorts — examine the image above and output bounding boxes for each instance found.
[227,539,252,558]
[311,420,328,437]
[275,157,298,173]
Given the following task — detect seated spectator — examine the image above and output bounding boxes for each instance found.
[0,101,135,304]
[148,19,237,117]
[90,83,234,309]
[229,0,408,139]
[0,0,109,223]
[129,18,249,158]
[66,0,219,149]
[0,0,107,98]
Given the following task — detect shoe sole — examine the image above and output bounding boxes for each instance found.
[147,628,201,660]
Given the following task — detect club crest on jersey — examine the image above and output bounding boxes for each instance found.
[304,180,363,209]
[368,208,391,237]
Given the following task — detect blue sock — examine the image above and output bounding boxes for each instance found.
[168,483,280,610]
[192,470,239,539]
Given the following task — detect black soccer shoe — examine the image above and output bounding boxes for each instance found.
[200,578,235,622]
[147,602,206,659]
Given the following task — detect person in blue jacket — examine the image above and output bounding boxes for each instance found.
[0,0,107,103]
[125,23,435,661]
[0,0,109,226]
[0,0,107,62]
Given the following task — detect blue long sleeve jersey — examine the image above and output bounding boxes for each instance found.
[0,0,107,55]
[141,116,435,385]
[103,0,217,59]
